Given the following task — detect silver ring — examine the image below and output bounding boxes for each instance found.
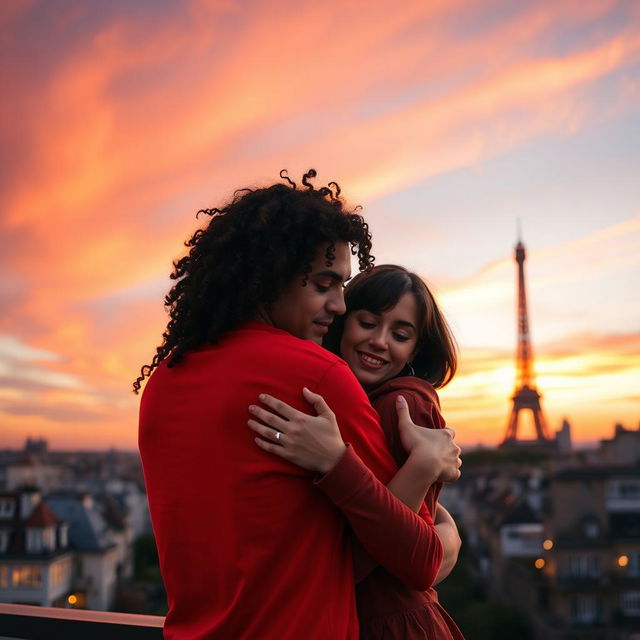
[275,431,281,442]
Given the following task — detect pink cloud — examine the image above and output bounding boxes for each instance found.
[1,0,638,448]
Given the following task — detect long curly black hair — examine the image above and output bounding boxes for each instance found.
[133,169,374,393]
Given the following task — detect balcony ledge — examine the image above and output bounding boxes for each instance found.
[0,602,164,639]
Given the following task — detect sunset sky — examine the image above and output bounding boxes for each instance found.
[1,0,638,450]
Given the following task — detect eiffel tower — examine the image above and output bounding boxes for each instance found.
[501,234,551,446]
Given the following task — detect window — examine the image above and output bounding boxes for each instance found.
[570,596,600,623]
[51,559,70,586]
[0,565,8,588]
[0,530,9,553]
[0,499,14,518]
[58,524,68,549]
[619,482,640,498]
[26,529,43,554]
[621,591,640,617]
[42,527,55,552]
[568,554,601,578]
[12,565,42,589]
[583,516,600,539]
[609,479,640,499]
[628,552,640,578]
[569,555,585,576]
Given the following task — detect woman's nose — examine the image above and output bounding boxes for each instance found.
[368,331,388,350]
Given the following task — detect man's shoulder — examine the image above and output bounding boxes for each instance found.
[228,323,368,407]
[227,322,344,369]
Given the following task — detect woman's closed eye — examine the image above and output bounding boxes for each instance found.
[358,320,376,329]
[392,332,411,343]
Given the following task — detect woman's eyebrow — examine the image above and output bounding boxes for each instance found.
[394,320,417,330]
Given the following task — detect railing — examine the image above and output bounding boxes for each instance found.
[0,602,164,639]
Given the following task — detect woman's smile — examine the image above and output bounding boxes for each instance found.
[357,351,389,369]
[339,292,419,389]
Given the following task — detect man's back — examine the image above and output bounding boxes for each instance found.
[139,322,393,639]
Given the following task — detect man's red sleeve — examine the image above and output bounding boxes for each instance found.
[312,361,443,591]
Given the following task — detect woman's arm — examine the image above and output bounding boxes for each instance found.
[352,396,461,583]
[433,504,461,585]
[372,390,462,584]
[383,395,461,510]
[248,388,462,589]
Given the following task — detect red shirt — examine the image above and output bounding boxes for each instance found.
[139,323,442,639]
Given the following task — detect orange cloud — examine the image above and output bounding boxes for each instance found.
[1,0,638,449]
[440,330,640,446]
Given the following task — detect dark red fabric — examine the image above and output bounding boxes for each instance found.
[368,377,445,518]
[317,446,442,592]
[356,376,466,640]
[139,324,442,640]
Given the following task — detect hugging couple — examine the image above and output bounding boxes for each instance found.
[137,169,465,639]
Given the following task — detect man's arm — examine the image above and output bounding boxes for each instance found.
[315,443,443,590]
[349,502,462,585]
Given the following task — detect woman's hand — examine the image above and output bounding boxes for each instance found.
[247,387,347,474]
[395,396,462,483]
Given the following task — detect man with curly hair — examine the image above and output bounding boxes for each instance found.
[137,171,454,639]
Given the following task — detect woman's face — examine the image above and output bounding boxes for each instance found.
[339,292,420,390]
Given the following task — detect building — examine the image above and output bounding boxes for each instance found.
[5,453,72,493]
[538,466,640,638]
[597,424,640,467]
[0,488,73,607]
[45,492,127,611]
[0,442,147,613]
[452,422,640,640]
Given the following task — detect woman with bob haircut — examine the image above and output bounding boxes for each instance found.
[250,264,465,639]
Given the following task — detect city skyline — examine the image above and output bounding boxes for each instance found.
[1,0,638,449]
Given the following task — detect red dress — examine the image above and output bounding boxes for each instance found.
[356,376,466,640]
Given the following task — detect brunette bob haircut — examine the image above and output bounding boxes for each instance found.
[325,264,457,388]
